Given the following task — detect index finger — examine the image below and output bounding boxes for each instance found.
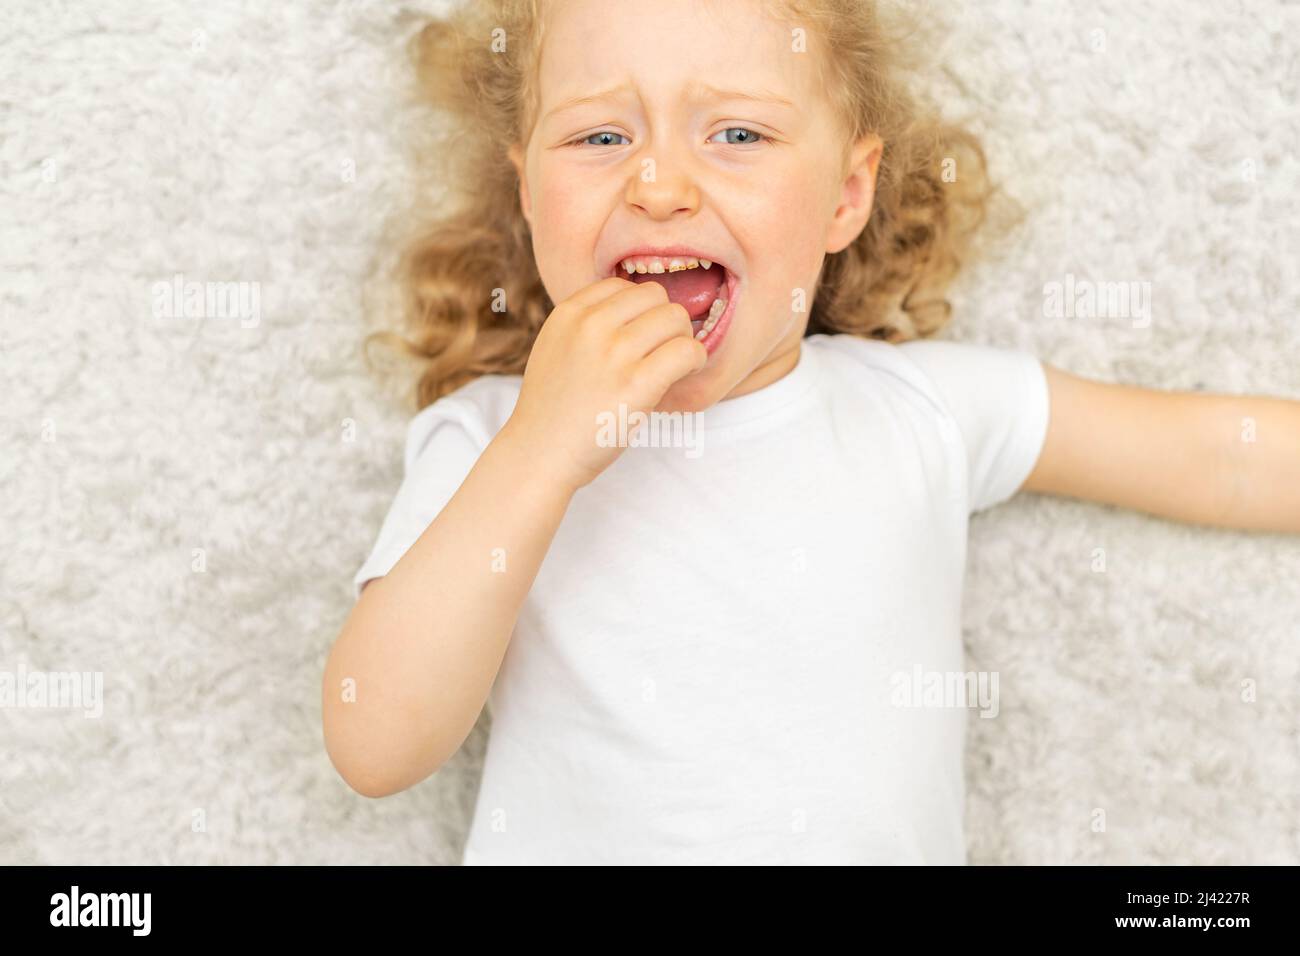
[557,275,640,312]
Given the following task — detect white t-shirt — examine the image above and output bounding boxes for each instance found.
[353,332,1050,864]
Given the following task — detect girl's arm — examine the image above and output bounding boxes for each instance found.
[321,276,705,798]
[322,423,575,798]
[1020,364,1300,533]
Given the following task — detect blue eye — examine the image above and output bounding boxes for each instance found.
[710,127,765,146]
[573,131,630,147]
[570,128,766,148]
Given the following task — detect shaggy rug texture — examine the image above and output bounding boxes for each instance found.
[2,0,1296,864]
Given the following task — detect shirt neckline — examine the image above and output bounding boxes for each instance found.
[697,337,820,430]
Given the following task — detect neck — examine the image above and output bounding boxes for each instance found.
[721,341,802,401]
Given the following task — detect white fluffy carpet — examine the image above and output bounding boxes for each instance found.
[2,0,1297,864]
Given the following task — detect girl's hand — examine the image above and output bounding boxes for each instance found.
[499,276,708,492]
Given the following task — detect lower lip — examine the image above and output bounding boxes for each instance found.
[695,268,739,358]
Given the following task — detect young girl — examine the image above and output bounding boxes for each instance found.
[321,0,1300,864]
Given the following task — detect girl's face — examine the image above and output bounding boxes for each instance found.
[510,0,882,411]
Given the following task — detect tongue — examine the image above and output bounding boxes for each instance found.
[628,264,724,319]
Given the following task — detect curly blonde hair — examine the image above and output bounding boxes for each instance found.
[369,0,1001,410]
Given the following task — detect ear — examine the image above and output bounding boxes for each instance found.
[825,134,883,255]
[508,143,532,226]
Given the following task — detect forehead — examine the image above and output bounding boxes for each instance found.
[535,0,817,113]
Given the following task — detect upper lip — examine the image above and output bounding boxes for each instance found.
[605,246,732,277]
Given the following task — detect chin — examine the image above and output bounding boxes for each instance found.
[654,375,723,415]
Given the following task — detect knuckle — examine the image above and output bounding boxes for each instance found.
[574,318,605,353]
[630,357,667,393]
[641,281,669,304]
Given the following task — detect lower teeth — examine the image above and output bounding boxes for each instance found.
[694,297,727,340]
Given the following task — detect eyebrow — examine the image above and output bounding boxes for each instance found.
[693,83,797,110]
[542,81,796,121]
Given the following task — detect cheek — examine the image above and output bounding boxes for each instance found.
[530,164,609,287]
[741,172,834,308]
[533,163,604,239]
[754,172,833,261]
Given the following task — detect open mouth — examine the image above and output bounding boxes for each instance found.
[606,253,740,357]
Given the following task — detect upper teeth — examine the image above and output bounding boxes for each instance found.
[619,255,714,274]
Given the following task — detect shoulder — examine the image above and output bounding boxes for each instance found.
[807,333,1051,513]
[805,333,960,423]
[402,373,522,467]
[809,332,1043,415]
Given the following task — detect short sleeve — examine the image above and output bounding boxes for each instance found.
[893,339,1050,514]
[352,400,488,596]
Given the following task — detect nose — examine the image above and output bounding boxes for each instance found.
[624,150,701,220]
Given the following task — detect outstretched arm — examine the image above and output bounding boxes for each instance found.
[1020,363,1300,533]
